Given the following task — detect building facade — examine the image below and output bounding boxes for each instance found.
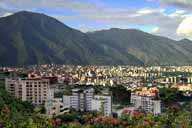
[63,88,112,116]
[63,88,94,111]
[91,94,112,116]
[131,93,161,115]
[5,78,52,105]
[45,98,69,117]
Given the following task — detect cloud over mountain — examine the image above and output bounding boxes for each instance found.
[0,0,192,40]
[177,16,192,39]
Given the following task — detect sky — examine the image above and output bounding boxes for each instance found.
[0,0,192,40]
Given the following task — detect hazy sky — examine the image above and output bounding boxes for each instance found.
[0,0,192,40]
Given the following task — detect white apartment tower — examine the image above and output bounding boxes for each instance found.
[91,94,112,116]
[63,88,112,116]
[63,88,94,111]
[131,93,161,115]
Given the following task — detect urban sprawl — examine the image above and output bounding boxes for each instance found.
[1,65,192,127]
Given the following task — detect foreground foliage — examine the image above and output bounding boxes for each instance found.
[0,81,49,128]
[0,80,191,128]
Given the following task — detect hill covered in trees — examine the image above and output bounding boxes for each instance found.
[1,11,192,66]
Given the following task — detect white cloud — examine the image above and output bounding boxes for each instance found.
[137,8,156,15]
[76,7,184,39]
[76,24,102,32]
[132,8,165,17]
[150,27,160,33]
[0,0,191,40]
[168,10,186,17]
[1,12,12,17]
[177,16,192,38]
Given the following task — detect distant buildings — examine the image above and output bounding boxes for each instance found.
[131,87,161,115]
[165,76,192,84]
[6,65,192,117]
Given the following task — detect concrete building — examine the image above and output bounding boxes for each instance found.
[165,77,177,83]
[91,94,112,116]
[45,98,69,117]
[5,78,52,105]
[63,88,94,111]
[131,93,161,115]
[63,88,112,116]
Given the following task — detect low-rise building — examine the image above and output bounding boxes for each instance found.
[45,98,69,117]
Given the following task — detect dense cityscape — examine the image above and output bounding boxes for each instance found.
[0,65,191,127]
[1,0,192,128]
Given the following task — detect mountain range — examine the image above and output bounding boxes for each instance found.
[0,11,192,66]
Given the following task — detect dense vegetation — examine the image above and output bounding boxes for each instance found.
[48,103,192,128]
[87,28,192,66]
[0,11,140,66]
[0,77,49,128]
[1,11,192,66]
[110,86,131,105]
[159,87,191,106]
[109,85,191,107]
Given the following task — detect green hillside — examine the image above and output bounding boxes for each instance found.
[88,28,192,65]
[1,11,192,66]
[0,11,141,66]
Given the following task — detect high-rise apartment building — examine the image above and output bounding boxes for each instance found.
[131,92,161,115]
[5,78,53,105]
[63,88,112,116]
[63,88,94,111]
[130,87,161,115]
[91,94,112,116]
